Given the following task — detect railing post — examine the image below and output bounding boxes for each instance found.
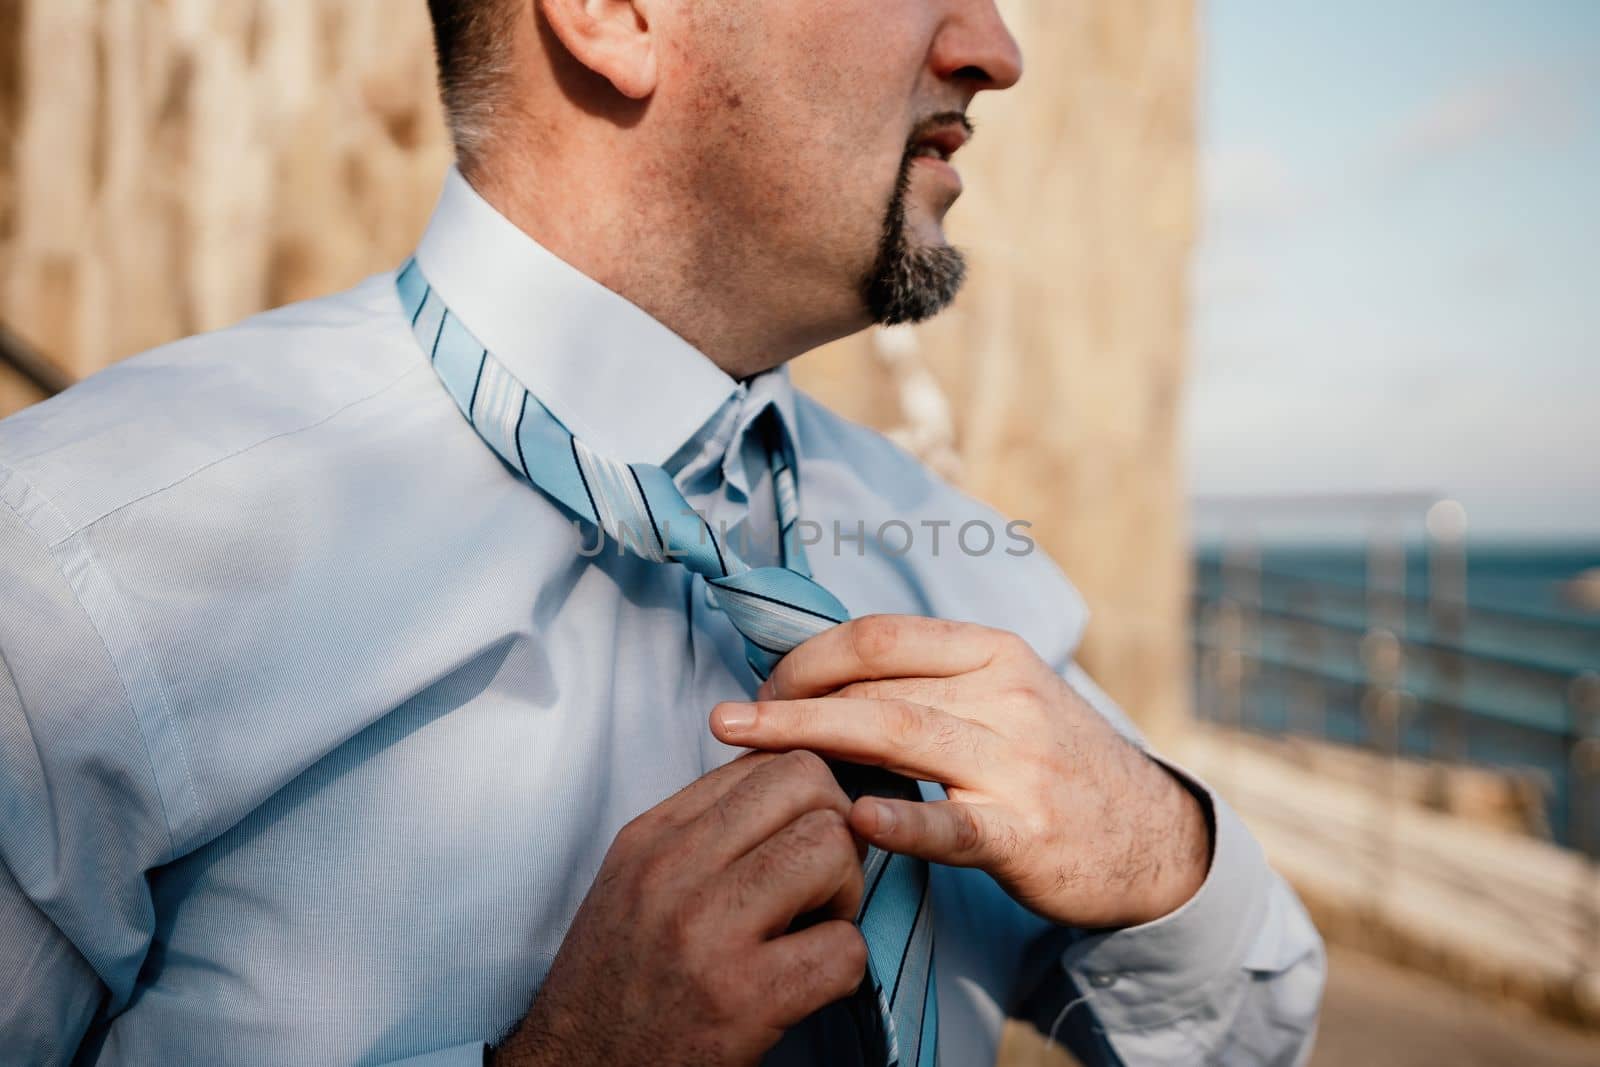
[1364,521,1408,906]
[1427,500,1469,762]
[1363,628,1404,904]
[1214,597,1243,787]
[1570,673,1600,988]
[1222,535,1260,739]
[1288,585,1325,742]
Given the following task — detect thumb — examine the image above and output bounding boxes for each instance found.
[848,797,998,868]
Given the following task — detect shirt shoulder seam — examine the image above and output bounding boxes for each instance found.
[0,465,182,862]
[41,360,428,549]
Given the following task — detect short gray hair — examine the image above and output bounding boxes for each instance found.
[426,0,520,169]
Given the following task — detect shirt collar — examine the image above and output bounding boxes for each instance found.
[414,167,797,466]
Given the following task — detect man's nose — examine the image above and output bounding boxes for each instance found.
[930,1,1024,93]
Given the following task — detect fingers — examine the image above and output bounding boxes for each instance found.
[689,750,854,866]
[833,674,968,710]
[711,697,1004,788]
[849,797,1000,868]
[723,808,865,938]
[654,749,784,827]
[759,615,1003,701]
[756,920,870,1030]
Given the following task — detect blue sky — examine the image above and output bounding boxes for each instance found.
[1187,0,1600,537]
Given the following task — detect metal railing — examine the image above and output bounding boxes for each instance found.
[1191,492,1600,991]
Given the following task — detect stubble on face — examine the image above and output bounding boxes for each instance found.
[861,119,971,326]
[657,4,974,362]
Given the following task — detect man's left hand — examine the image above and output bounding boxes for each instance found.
[710,615,1211,930]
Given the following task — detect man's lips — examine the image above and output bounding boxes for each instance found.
[907,120,970,198]
[909,123,971,163]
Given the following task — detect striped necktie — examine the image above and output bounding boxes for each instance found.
[397,261,939,1066]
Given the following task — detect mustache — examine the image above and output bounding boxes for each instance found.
[904,110,975,153]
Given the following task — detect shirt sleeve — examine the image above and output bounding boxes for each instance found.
[1013,663,1326,1065]
[0,477,172,1063]
[0,672,105,1064]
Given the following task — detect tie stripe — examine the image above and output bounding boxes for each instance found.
[397,260,934,1065]
[573,435,671,563]
[916,947,940,1067]
[471,353,526,460]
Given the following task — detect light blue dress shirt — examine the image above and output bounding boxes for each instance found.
[0,168,1324,1066]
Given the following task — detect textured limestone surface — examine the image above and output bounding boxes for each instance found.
[0,0,1196,737]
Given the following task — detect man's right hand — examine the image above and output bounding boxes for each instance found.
[488,750,870,1066]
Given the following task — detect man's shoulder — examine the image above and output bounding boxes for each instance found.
[789,388,952,506]
[0,271,420,537]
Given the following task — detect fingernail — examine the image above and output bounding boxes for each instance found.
[716,702,758,733]
[864,799,896,834]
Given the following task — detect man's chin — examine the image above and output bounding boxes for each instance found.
[862,241,967,327]
[862,153,967,325]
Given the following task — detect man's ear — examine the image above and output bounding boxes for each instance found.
[538,0,659,100]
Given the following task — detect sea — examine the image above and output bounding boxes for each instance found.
[1190,540,1600,848]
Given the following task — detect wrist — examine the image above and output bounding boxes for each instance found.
[1117,752,1213,927]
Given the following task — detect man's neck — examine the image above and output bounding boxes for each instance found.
[462,155,866,380]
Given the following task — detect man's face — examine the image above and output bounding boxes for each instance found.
[658,1,1022,339]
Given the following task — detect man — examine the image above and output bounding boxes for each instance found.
[0,0,1324,1063]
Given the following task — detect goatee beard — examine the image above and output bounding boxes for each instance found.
[861,149,967,326]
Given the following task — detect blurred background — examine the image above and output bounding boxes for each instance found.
[0,1,1595,1064]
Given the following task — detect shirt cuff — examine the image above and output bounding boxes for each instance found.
[383,1041,489,1067]
[1059,757,1271,1030]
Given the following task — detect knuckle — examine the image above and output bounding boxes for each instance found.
[703,790,738,837]
[1023,744,1064,783]
[839,857,866,911]
[766,657,794,695]
[800,771,850,815]
[1002,676,1048,713]
[840,844,866,885]
[735,851,783,903]
[991,628,1034,663]
[850,614,901,667]
[700,964,749,1019]
[610,823,666,880]
[1019,809,1053,851]
[820,810,858,857]
[766,924,869,1022]
[829,925,870,985]
[996,820,1028,865]
[884,699,924,745]
[787,810,857,871]
[953,806,985,854]
[787,924,869,1005]
[667,888,710,950]
[634,846,672,888]
[795,805,850,846]
[928,713,962,751]
[780,747,830,781]
[612,811,653,851]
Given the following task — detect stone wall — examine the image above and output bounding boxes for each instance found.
[0,0,1197,738]
[0,0,451,381]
